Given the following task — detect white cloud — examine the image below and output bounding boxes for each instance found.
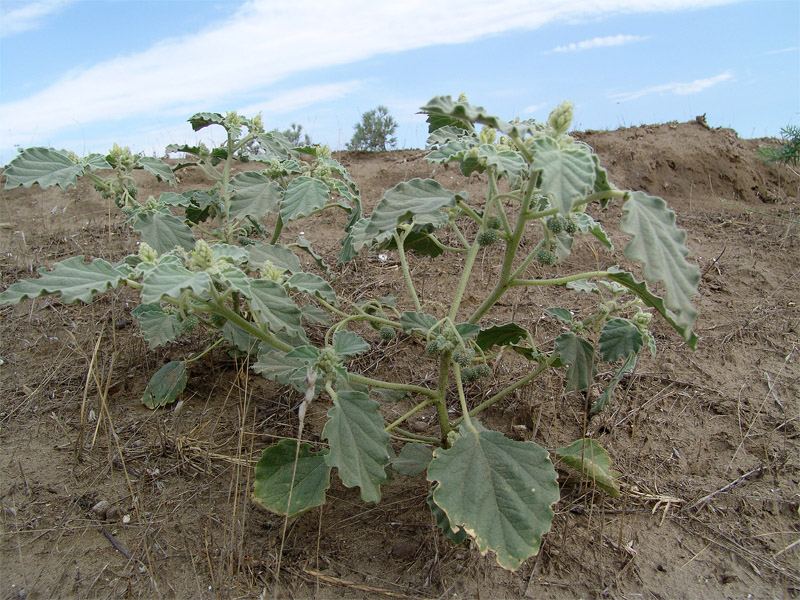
[0,0,74,38]
[609,72,734,102]
[523,103,548,114]
[552,34,648,53]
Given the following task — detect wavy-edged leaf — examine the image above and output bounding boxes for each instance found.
[425,139,474,164]
[426,125,473,148]
[545,307,573,323]
[476,323,528,351]
[400,311,438,335]
[247,279,304,339]
[132,211,195,254]
[592,353,636,415]
[82,153,112,171]
[620,191,700,339]
[285,272,337,305]
[281,176,328,223]
[221,322,261,355]
[142,361,187,408]
[228,172,282,221]
[427,429,559,570]
[364,178,456,239]
[421,96,536,138]
[252,348,308,392]
[295,236,331,276]
[392,443,433,476]
[137,156,177,186]
[323,388,391,503]
[598,318,642,362]
[188,112,224,131]
[477,145,526,183]
[606,267,699,349]
[216,264,251,296]
[141,262,212,304]
[530,137,596,216]
[0,256,125,305]
[131,303,182,348]
[301,305,331,326]
[253,439,331,517]
[572,212,613,249]
[4,147,84,189]
[554,332,596,392]
[332,330,370,359]
[427,484,469,543]
[554,439,620,497]
[245,242,302,273]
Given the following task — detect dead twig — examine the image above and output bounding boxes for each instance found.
[689,465,766,511]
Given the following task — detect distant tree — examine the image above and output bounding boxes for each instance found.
[759,125,800,168]
[347,105,398,151]
[279,123,311,146]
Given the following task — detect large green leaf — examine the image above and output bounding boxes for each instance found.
[554,439,620,497]
[0,256,125,305]
[280,176,329,223]
[427,429,559,570]
[247,279,304,338]
[4,147,84,189]
[245,242,302,273]
[322,388,391,503]
[142,361,187,408]
[252,348,308,393]
[392,443,433,476]
[554,332,596,392]
[364,178,456,239]
[253,439,331,517]
[137,156,177,186]
[598,318,643,362]
[477,145,526,183]
[188,112,225,131]
[228,172,282,221]
[399,311,439,335]
[131,303,182,348]
[132,212,196,254]
[140,262,212,304]
[285,272,337,305]
[620,191,700,337]
[476,323,529,351]
[427,484,469,544]
[530,137,596,216]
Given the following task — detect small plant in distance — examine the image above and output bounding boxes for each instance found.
[758,124,800,168]
[346,105,398,151]
[1,96,700,570]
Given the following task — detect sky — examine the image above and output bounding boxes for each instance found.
[0,0,798,166]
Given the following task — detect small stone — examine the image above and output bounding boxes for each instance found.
[91,500,111,518]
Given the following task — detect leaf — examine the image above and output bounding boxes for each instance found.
[252,348,309,393]
[427,485,469,544]
[301,305,331,326]
[211,243,248,265]
[132,211,196,254]
[606,267,699,349]
[421,96,536,138]
[572,212,613,249]
[221,322,261,355]
[364,178,456,239]
[425,139,474,164]
[554,439,620,497]
[142,361,187,408]
[228,172,282,221]
[333,330,370,358]
[592,353,636,415]
[216,264,251,296]
[295,236,331,276]
[285,272,337,306]
[455,322,481,340]
[141,262,212,304]
[427,429,559,570]
[399,311,438,335]
[598,318,643,362]
[477,145,526,183]
[82,154,112,171]
[253,439,331,517]
[426,125,472,148]
[281,176,329,223]
[476,323,528,351]
[245,242,302,273]
[530,136,596,216]
[4,147,84,189]
[137,156,177,186]
[392,443,433,476]
[0,256,125,305]
[188,112,225,131]
[323,388,391,503]
[384,229,445,258]
[545,307,573,323]
[131,303,183,348]
[247,279,305,339]
[372,388,409,403]
[554,333,596,392]
[620,192,700,339]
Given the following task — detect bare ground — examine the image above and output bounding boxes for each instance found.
[0,120,798,599]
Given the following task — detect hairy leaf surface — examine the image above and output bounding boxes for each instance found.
[247,279,305,339]
[554,332,596,392]
[141,263,212,304]
[554,439,620,496]
[228,172,282,220]
[364,178,456,239]
[392,443,433,476]
[131,304,182,348]
[4,147,84,189]
[476,322,529,351]
[137,157,177,186]
[285,272,337,305]
[132,212,195,254]
[142,361,187,408]
[598,318,643,362]
[245,242,302,273]
[427,485,469,544]
[530,137,596,216]
[332,330,370,358]
[281,176,329,223]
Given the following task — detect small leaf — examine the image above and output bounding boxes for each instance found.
[228,172,282,221]
[141,262,212,304]
[592,353,636,414]
[142,361,187,408]
[253,439,331,517]
[281,176,329,223]
[295,236,331,276]
[221,322,261,355]
[245,242,302,273]
[392,443,433,476]
[3,147,84,189]
[476,323,528,351]
[427,485,469,544]
[137,156,177,186]
[131,303,182,348]
[530,136,596,216]
[598,318,643,362]
[333,330,370,358]
[285,272,337,305]
[554,333,596,392]
[421,96,536,138]
[554,439,620,497]
[399,311,438,335]
[132,211,196,254]
[188,112,225,131]
[252,348,308,393]
[301,305,331,326]
[455,322,481,340]
[545,307,573,323]
[572,212,613,249]
[247,279,305,339]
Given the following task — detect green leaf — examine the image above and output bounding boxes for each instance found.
[426,125,472,147]
[421,96,536,138]
[132,211,196,254]
[228,172,282,220]
[247,279,305,339]
[598,318,643,362]
[606,267,699,349]
[392,443,433,476]
[141,262,212,304]
[572,213,613,249]
[333,330,370,358]
[592,353,636,415]
[323,388,391,503]
[142,361,187,408]
[427,429,559,570]
[399,311,438,335]
[245,242,302,273]
[4,147,84,189]
[211,243,248,265]
[372,388,409,403]
[295,236,331,276]
[455,322,481,340]
[221,322,261,355]
[188,112,225,131]
[82,153,112,171]
[384,229,445,258]
[554,439,620,497]
[530,137,596,216]
[477,145,526,183]
[281,176,329,223]
[545,307,573,323]
[285,272,337,306]
[554,333,596,392]
[427,485,469,544]
[253,439,331,517]
[301,305,331,326]
[253,348,308,393]
[0,256,125,305]
[476,323,528,351]
[131,303,182,348]
[620,192,700,338]
[137,156,177,186]
[216,264,251,296]
[425,139,474,164]
[364,178,456,239]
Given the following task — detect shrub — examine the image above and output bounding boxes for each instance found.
[346,105,398,151]
[759,125,800,167]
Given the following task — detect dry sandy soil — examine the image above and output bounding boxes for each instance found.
[0,120,798,600]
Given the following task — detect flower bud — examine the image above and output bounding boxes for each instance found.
[547,101,574,136]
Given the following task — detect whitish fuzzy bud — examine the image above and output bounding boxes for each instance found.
[138,242,158,262]
[144,196,158,210]
[480,126,497,144]
[249,113,264,133]
[547,101,574,136]
[260,260,285,282]
[457,92,468,103]
[190,239,215,271]
[317,144,332,159]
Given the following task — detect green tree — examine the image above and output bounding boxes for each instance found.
[347,105,398,151]
[279,123,311,146]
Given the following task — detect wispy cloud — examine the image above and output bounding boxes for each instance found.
[523,103,548,114]
[609,71,734,102]
[761,46,799,56]
[551,34,648,53]
[0,0,74,38]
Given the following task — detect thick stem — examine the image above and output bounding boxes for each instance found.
[452,364,477,434]
[394,230,422,312]
[510,270,610,287]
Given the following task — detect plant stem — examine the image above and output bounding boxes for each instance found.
[384,397,434,432]
[452,364,477,434]
[510,270,610,287]
[347,373,437,398]
[394,230,422,311]
[432,353,454,444]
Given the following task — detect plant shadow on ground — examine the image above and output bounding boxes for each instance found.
[1,120,799,599]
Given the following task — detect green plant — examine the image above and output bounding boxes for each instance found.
[759,125,800,167]
[346,105,398,151]
[1,96,700,570]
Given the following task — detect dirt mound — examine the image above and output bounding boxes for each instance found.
[1,122,798,599]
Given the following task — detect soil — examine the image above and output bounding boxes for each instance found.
[1,120,798,600]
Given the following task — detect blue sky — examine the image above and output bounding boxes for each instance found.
[0,0,797,165]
